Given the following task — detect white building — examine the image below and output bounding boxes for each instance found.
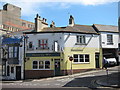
[93,24,119,65]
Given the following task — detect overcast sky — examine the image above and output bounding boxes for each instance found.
[0,0,119,27]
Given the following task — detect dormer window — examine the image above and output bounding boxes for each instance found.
[76,35,86,44]
[107,34,113,45]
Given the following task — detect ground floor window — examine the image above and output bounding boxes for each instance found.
[11,67,14,73]
[33,60,50,70]
[73,54,90,63]
[2,65,6,76]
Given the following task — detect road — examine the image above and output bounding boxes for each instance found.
[1,66,120,90]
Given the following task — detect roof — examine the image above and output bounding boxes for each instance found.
[25,24,98,34]
[4,21,31,29]
[2,37,22,45]
[93,24,118,33]
[8,29,34,35]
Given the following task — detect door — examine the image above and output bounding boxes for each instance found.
[54,59,61,76]
[95,53,100,68]
[16,66,21,80]
[7,66,10,76]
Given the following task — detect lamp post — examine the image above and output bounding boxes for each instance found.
[23,34,28,80]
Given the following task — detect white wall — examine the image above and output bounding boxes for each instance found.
[101,32,119,48]
[64,33,100,49]
[26,33,64,53]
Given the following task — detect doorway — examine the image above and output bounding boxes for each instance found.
[16,66,21,80]
[95,53,100,68]
[54,59,61,76]
[7,66,10,76]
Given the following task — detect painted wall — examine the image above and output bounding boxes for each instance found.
[63,33,101,70]
[26,33,64,53]
[101,32,119,48]
[25,32,102,77]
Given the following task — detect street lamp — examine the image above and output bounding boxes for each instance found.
[23,34,28,80]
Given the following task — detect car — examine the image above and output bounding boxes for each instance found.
[106,58,117,66]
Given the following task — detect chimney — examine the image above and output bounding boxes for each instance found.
[50,21,55,28]
[35,14,48,32]
[69,15,74,26]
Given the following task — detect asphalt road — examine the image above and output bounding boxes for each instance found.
[1,66,120,90]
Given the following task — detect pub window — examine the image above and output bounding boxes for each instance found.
[33,61,38,69]
[54,41,58,52]
[29,42,33,48]
[33,61,50,70]
[38,39,48,49]
[39,61,44,69]
[45,61,50,69]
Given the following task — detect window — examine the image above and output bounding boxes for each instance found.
[8,47,18,58]
[33,61,38,69]
[77,36,86,44]
[39,61,44,69]
[54,41,59,52]
[45,61,50,69]
[119,43,120,51]
[38,39,48,49]
[29,42,33,48]
[33,61,50,69]
[73,54,90,63]
[9,47,13,58]
[107,34,113,45]
[22,22,26,26]
[11,67,14,73]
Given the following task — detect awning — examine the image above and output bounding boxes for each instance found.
[2,37,22,45]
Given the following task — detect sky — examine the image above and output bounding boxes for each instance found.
[0,0,119,27]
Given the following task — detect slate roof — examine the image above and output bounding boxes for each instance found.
[93,24,118,33]
[26,24,97,34]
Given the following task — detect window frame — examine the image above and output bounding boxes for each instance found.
[76,35,86,44]
[8,46,19,58]
[107,34,113,45]
[73,54,90,63]
[32,60,51,70]
[38,39,48,49]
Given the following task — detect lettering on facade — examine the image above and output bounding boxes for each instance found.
[26,53,60,57]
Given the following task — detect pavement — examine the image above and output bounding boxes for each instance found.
[2,66,120,88]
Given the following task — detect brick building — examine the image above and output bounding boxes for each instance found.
[0,3,35,32]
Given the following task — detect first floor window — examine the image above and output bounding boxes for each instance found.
[77,35,86,44]
[33,60,50,69]
[73,54,90,63]
[38,39,48,49]
[107,34,113,44]
[29,42,33,48]
[8,46,19,58]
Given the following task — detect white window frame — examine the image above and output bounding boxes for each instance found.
[32,60,51,70]
[73,54,90,64]
[107,34,113,44]
[77,35,86,44]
